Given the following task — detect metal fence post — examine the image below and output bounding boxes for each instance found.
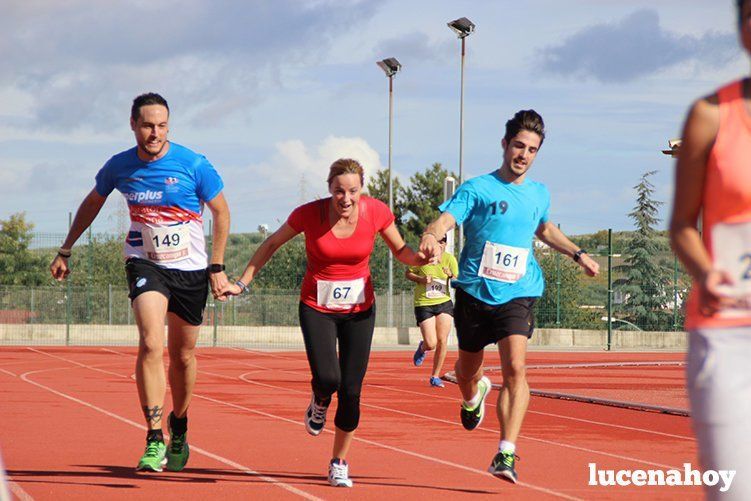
[30,288,35,324]
[555,224,561,325]
[673,254,679,331]
[108,284,113,325]
[86,227,92,323]
[66,212,72,346]
[606,228,613,351]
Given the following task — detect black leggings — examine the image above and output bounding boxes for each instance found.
[299,302,376,432]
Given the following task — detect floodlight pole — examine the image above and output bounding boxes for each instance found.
[378,58,400,329]
[387,72,395,329]
[458,36,466,255]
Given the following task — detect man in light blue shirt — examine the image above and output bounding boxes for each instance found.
[421,110,599,483]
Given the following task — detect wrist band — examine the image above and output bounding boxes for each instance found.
[235,279,249,294]
[57,248,72,258]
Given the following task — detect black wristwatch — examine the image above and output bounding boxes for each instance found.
[573,249,587,262]
[208,263,226,273]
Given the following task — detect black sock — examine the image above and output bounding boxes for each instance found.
[169,412,188,435]
[146,429,164,443]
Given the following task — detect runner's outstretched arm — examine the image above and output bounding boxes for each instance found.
[380,223,429,266]
[420,212,456,262]
[535,222,599,277]
[222,223,300,296]
[49,188,107,281]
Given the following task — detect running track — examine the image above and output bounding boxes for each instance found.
[0,347,700,499]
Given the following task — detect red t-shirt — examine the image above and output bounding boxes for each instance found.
[287,195,395,313]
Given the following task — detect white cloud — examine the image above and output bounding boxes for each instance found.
[223,135,383,229]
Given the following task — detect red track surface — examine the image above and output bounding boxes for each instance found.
[0,348,701,499]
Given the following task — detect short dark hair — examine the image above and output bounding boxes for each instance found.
[131,93,169,121]
[504,109,545,146]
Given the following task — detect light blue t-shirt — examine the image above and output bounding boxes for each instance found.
[439,170,550,305]
[95,142,224,270]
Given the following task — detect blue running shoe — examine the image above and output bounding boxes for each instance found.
[430,376,445,388]
[413,341,426,366]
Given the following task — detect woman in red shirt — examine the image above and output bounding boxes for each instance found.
[225,158,427,488]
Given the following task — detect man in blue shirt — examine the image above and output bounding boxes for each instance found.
[49,93,231,473]
[420,110,599,483]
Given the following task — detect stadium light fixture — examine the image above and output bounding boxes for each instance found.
[377,57,401,329]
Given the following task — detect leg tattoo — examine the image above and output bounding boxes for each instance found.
[142,405,164,428]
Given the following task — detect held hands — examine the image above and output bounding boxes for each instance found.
[419,234,442,264]
[49,255,70,281]
[209,271,231,302]
[219,282,244,297]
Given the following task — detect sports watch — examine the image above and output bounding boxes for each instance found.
[208,263,226,273]
[573,249,588,262]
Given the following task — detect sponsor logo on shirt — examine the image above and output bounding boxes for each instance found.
[124,190,163,203]
[165,177,179,185]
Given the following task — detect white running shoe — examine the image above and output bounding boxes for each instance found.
[328,459,353,488]
[304,394,330,436]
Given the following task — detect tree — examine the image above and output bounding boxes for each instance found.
[536,248,601,329]
[613,171,672,329]
[402,163,458,241]
[366,169,406,231]
[0,212,48,286]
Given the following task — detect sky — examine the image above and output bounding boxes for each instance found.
[0,0,745,236]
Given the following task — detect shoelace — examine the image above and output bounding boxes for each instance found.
[500,453,520,468]
[144,441,163,458]
[170,434,185,453]
[311,401,328,423]
[330,462,348,480]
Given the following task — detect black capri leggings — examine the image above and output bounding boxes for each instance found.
[299,302,376,432]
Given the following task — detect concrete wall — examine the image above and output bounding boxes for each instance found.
[0,324,687,350]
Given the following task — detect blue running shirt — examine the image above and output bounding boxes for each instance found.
[95,143,224,271]
[439,171,550,305]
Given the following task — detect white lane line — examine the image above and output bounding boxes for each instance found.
[0,368,17,378]
[366,384,695,441]
[222,349,694,441]
[233,371,683,471]
[104,349,577,499]
[7,480,34,501]
[20,352,321,500]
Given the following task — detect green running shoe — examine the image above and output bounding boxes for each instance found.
[166,431,190,472]
[488,450,519,484]
[136,440,167,472]
[460,376,491,431]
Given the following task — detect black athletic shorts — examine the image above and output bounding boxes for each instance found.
[453,287,536,353]
[414,300,454,325]
[125,258,209,326]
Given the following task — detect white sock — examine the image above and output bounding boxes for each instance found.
[464,387,482,408]
[499,440,516,453]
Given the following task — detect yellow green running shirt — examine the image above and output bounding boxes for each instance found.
[410,251,459,307]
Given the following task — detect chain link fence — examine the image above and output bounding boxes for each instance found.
[1,229,691,347]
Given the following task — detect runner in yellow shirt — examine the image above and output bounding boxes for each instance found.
[406,235,459,387]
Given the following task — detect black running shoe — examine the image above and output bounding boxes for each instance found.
[488,450,519,484]
[460,376,491,431]
[305,394,330,436]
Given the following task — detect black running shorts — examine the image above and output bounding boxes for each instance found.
[125,258,209,326]
[414,300,454,325]
[453,287,536,353]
